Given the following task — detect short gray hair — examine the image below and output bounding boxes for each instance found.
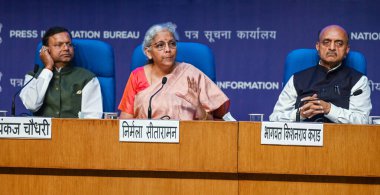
[142,22,179,51]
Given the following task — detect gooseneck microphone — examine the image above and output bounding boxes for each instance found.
[11,64,39,116]
[148,77,167,119]
[295,89,363,122]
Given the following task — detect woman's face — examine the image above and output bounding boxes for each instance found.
[145,30,177,68]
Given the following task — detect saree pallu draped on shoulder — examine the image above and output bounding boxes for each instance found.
[134,63,229,120]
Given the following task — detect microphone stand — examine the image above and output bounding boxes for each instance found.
[148,77,167,119]
[11,65,39,116]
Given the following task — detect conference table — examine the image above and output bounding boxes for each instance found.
[0,119,379,194]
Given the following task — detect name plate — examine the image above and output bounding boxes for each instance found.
[261,122,323,146]
[0,117,52,139]
[119,120,180,143]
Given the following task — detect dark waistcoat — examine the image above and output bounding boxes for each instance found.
[293,64,362,122]
[34,65,95,118]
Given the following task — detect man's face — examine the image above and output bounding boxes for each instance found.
[47,32,74,64]
[316,26,350,68]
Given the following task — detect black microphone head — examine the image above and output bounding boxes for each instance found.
[162,77,167,84]
[33,64,40,74]
[352,89,363,96]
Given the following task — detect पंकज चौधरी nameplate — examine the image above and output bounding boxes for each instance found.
[0,117,52,139]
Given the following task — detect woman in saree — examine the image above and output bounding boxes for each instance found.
[118,22,230,120]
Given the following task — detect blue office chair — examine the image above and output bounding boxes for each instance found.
[34,39,116,112]
[130,42,216,82]
[283,49,367,84]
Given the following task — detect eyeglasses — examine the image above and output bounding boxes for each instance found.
[151,41,177,51]
[320,39,346,48]
[50,42,74,50]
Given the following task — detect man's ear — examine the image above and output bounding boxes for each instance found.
[315,41,320,51]
[345,44,350,56]
[315,42,321,56]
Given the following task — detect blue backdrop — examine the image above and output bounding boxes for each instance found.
[0,0,379,120]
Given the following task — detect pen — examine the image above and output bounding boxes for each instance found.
[335,85,340,95]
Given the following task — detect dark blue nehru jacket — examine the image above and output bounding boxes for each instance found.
[293,64,363,122]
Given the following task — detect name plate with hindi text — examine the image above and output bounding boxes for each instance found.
[119,120,179,143]
[0,117,52,139]
[261,122,323,146]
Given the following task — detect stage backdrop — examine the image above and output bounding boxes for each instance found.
[0,0,379,120]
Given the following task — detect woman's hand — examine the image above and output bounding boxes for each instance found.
[176,74,201,106]
[119,111,133,119]
[175,74,208,119]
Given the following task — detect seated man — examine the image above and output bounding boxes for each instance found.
[20,26,103,118]
[270,25,372,124]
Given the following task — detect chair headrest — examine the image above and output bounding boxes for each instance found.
[34,39,115,77]
[283,48,367,84]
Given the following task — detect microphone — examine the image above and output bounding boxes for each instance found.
[295,89,363,122]
[148,77,167,119]
[352,89,363,96]
[11,64,39,116]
